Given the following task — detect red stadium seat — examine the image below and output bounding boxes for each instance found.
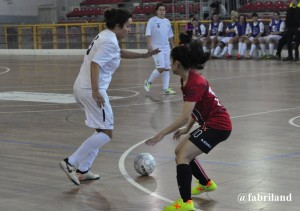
[239,2,254,12]
[265,1,274,11]
[165,4,172,13]
[132,6,144,14]
[274,1,288,11]
[188,4,194,14]
[254,1,265,11]
[178,4,186,14]
[144,5,153,15]
[193,3,200,13]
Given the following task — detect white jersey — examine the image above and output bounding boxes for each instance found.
[74,29,120,91]
[145,16,174,49]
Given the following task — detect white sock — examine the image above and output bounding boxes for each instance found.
[162,71,170,90]
[249,44,256,56]
[68,132,110,169]
[148,69,161,83]
[241,43,247,56]
[269,43,274,55]
[228,44,234,55]
[214,46,221,56]
[238,42,243,54]
[210,48,215,55]
[220,46,228,56]
[260,44,266,55]
[203,46,208,52]
[78,149,99,172]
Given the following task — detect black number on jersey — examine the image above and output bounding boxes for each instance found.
[86,35,99,55]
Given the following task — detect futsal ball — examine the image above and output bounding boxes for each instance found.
[134,153,156,176]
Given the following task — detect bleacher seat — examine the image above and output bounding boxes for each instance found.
[193,3,200,13]
[177,4,186,14]
[274,0,288,11]
[254,1,265,11]
[239,2,254,12]
[143,5,153,15]
[188,4,194,14]
[132,6,144,14]
[265,1,274,11]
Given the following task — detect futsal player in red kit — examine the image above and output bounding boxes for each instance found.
[145,41,232,211]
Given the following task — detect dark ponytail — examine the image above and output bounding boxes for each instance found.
[171,41,210,70]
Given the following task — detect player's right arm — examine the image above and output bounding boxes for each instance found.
[145,19,153,51]
[145,101,196,146]
[91,62,105,108]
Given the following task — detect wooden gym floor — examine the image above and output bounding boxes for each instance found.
[0,55,299,211]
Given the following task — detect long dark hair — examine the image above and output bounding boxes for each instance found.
[171,42,210,70]
[104,8,132,29]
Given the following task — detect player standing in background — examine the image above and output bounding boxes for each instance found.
[146,41,232,211]
[59,8,159,185]
[144,2,176,95]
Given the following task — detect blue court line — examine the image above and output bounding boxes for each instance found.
[1,139,299,167]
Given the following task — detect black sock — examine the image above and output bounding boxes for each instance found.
[189,159,210,186]
[176,164,192,203]
[76,169,88,174]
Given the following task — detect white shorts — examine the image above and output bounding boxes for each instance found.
[73,86,114,130]
[261,34,282,43]
[152,49,171,69]
[210,36,223,41]
[220,37,233,44]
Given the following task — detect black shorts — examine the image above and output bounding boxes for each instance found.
[189,125,231,154]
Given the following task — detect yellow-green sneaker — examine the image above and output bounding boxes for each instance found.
[164,198,195,211]
[162,88,176,95]
[191,179,217,195]
[144,80,152,92]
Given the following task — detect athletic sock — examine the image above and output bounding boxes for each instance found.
[249,44,256,56]
[220,46,228,56]
[68,132,110,170]
[189,159,210,186]
[238,42,243,54]
[176,164,192,203]
[214,46,221,56]
[260,44,266,55]
[162,71,170,90]
[228,44,234,55]
[241,43,247,56]
[269,43,274,55]
[148,69,161,83]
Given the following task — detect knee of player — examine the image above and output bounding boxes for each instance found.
[95,129,113,139]
[175,150,190,164]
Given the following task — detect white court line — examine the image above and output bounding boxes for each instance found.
[289,116,300,127]
[0,67,10,75]
[118,105,300,206]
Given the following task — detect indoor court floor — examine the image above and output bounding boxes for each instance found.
[0,55,299,211]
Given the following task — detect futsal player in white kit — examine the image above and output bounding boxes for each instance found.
[59,8,159,185]
[144,2,176,95]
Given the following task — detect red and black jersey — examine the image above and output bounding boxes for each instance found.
[181,70,232,130]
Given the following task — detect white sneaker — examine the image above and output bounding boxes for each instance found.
[144,80,152,92]
[162,88,176,95]
[77,171,100,181]
[59,159,80,185]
